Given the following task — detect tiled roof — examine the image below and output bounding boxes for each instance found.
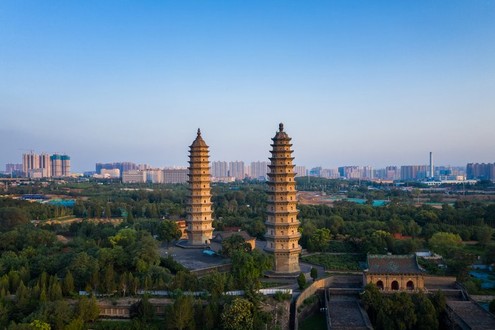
[366,254,423,274]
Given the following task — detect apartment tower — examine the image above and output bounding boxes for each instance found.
[264,123,301,274]
[186,129,214,246]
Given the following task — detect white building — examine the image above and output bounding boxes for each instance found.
[122,170,146,183]
[163,168,188,184]
[146,169,164,183]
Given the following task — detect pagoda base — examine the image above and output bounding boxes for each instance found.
[175,240,209,249]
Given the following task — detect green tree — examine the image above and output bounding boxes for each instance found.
[221,234,252,257]
[65,317,84,330]
[361,283,383,325]
[103,263,115,293]
[413,292,438,330]
[135,295,154,323]
[63,271,75,296]
[429,232,462,257]
[37,300,75,330]
[77,296,100,322]
[201,271,226,300]
[307,228,331,252]
[297,273,306,290]
[476,225,494,246]
[110,228,137,247]
[48,277,62,301]
[310,267,318,282]
[430,290,446,318]
[133,231,160,272]
[0,301,9,329]
[0,207,29,231]
[158,220,182,247]
[29,320,51,330]
[230,251,256,290]
[221,298,254,330]
[169,295,195,330]
[375,292,417,330]
[325,215,344,236]
[202,303,218,330]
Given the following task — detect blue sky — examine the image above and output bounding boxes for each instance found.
[1,1,494,172]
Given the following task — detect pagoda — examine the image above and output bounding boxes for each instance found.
[264,123,301,274]
[186,129,213,246]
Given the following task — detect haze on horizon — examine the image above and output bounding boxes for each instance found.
[1,1,494,172]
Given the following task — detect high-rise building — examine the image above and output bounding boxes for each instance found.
[186,129,213,246]
[229,161,245,180]
[249,161,269,180]
[39,153,52,178]
[22,152,70,178]
[320,168,340,179]
[163,168,188,184]
[61,155,70,177]
[264,123,301,274]
[211,161,228,178]
[309,167,322,177]
[375,166,400,180]
[22,151,39,176]
[400,165,428,181]
[5,163,22,175]
[50,154,70,177]
[294,165,307,177]
[467,163,495,181]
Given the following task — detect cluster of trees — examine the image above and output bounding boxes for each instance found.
[0,199,71,224]
[298,202,495,252]
[2,178,495,328]
[0,193,277,329]
[362,284,447,330]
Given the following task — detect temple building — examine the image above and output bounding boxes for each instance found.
[186,129,213,246]
[264,123,302,274]
[364,254,425,291]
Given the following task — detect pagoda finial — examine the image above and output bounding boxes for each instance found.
[197,128,201,136]
[279,123,284,132]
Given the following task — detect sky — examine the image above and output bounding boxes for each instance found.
[1,1,494,172]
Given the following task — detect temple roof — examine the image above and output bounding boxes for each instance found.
[190,128,208,148]
[365,254,423,275]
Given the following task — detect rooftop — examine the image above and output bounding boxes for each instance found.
[366,254,423,275]
[190,128,208,148]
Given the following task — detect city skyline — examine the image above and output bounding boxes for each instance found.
[2,149,488,175]
[1,1,494,172]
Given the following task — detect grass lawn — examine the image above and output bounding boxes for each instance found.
[301,253,365,271]
[299,313,327,330]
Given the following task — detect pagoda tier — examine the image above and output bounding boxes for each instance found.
[264,123,302,274]
[186,129,213,246]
